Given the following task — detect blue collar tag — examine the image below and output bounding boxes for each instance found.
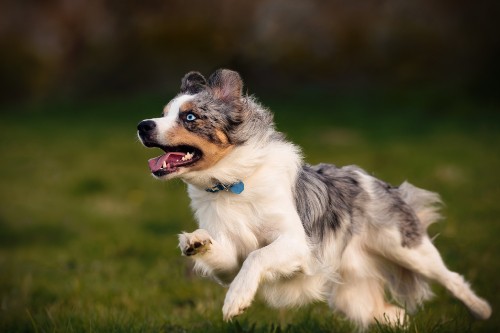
[229,181,244,194]
[206,181,244,194]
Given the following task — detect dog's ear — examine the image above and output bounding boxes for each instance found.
[208,69,243,102]
[180,71,208,95]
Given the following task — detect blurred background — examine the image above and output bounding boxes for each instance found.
[1,0,499,103]
[1,1,499,332]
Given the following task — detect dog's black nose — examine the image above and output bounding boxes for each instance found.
[137,120,156,134]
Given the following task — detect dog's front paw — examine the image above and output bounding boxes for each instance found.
[222,292,252,322]
[178,229,212,256]
[222,280,256,321]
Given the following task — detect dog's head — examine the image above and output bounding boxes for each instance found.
[137,69,244,180]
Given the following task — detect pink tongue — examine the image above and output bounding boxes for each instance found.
[148,152,185,172]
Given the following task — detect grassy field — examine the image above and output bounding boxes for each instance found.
[0,89,499,332]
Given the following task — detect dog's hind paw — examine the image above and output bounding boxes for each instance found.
[178,229,212,256]
[469,297,492,320]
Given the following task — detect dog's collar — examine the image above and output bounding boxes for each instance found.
[205,181,244,194]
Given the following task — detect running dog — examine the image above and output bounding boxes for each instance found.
[137,69,491,327]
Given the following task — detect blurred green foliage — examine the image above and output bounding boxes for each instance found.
[0,88,499,332]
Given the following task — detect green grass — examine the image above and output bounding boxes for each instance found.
[0,89,499,332]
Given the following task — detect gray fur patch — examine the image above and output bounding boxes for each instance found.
[181,92,239,144]
[294,164,366,241]
[294,164,424,247]
[373,180,424,247]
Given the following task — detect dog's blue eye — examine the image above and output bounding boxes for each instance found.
[186,113,196,122]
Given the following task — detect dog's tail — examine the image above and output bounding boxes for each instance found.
[398,181,443,230]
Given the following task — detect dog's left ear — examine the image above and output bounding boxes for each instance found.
[181,71,208,95]
[208,69,243,102]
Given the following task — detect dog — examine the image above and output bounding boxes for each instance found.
[137,69,491,327]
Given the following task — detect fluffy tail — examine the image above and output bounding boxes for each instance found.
[398,181,443,230]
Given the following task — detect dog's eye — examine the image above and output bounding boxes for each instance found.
[185,113,197,122]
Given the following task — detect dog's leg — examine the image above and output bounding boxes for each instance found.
[382,236,491,320]
[330,238,406,328]
[332,282,406,328]
[222,235,309,321]
[179,229,239,284]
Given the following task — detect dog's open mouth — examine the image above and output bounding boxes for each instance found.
[148,145,202,177]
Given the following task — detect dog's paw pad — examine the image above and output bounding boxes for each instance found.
[180,233,212,256]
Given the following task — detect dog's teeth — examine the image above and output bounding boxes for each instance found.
[162,161,167,169]
[182,152,194,162]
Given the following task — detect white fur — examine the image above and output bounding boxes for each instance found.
[149,94,193,145]
[181,139,316,320]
